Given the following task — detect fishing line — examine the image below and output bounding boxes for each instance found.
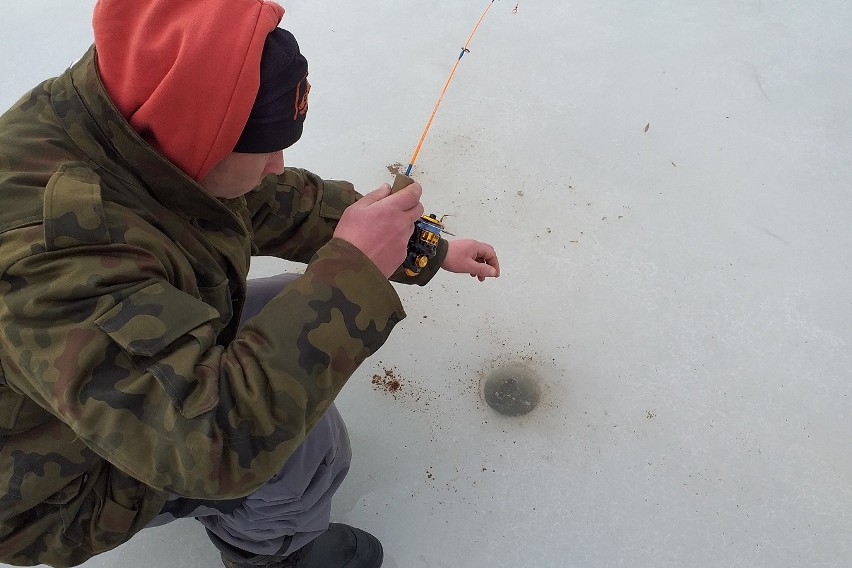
[402,0,499,177]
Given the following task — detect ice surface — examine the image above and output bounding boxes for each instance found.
[2,1,851,566]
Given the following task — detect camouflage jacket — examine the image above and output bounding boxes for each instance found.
[0,48,446,567]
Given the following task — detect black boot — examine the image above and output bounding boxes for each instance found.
[219,524,383,568]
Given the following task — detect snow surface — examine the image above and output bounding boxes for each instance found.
[2,1,851,567]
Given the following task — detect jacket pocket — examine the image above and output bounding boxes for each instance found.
[94,282,222,418]
[318,178,358,221]
[44,474,84,506]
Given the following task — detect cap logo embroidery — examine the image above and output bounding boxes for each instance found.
[294,77,310,119]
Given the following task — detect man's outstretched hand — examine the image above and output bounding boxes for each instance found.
[442,239,500,282]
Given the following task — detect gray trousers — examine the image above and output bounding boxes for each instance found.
[146,274,352,559]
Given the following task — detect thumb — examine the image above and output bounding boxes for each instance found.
[358,183,392,206]
[474,262,499,279]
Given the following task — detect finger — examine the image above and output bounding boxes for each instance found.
[411,201,425,223]
[460,248,499,280]
[382,182,422,211]
[476,246,500,277]
[486,254,500,277]
[359,183,393,205]
[474,259,499,279]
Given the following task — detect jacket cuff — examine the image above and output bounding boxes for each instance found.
[389,237,448,287]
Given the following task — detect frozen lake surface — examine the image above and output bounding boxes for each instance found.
[2,1,851,566]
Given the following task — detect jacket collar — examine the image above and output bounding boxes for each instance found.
[55,47,245,233]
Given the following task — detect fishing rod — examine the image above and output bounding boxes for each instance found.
[390,0,503,275]
[391,0,500,191]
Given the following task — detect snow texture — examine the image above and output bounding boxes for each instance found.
[1,1,851,567]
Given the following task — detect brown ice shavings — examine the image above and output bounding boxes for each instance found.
[371,367,401,395]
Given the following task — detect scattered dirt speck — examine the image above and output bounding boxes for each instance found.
[372,368,401,395]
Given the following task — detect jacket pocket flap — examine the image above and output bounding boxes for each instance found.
[94,282,220,357]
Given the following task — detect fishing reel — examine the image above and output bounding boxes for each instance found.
[404,213,445,276]
[391,173,447,276]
